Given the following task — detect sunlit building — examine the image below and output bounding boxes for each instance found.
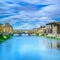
[32,26,46,35]
[3,23,14,35]
[37,26,46,35]
[0,23,3,33]
[32,28,38,34]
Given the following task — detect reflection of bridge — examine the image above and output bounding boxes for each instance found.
[13,30,33,36]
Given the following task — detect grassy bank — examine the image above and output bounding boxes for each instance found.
[0,34,13,43]
[35,34,60,40]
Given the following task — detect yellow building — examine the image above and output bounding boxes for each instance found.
[33,28,38,34]
[38,26,46,35]
[33,26,46,35]
[0,23,3,33]
[3,23,14,34]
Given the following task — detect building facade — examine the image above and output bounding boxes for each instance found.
[0,23,3,33]
[37,26,46,35]
[46,22,60,37]
[3,23,14,35]
[32,26,46,35]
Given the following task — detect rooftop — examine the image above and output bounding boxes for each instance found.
[46,22,60,25]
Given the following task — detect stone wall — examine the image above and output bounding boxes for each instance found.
[52,25,57,34]
[57,25,60,34]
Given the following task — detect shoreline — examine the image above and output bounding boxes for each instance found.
[35,34,60,40]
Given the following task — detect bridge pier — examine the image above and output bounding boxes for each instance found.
[18,33,22,36]
[18,33,32,36]
[28,34,31,36]
[14,33,33,36]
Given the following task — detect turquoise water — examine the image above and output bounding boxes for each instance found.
[0,34,60,60]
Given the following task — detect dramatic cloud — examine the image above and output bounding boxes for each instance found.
[0,0,60,29]
[14,23,33,30]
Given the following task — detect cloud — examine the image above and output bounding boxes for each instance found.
[14,23,33,29]
[22,0,42,4]
[0,0,60,29]
[21,0,60,5]
[39,4,60,19]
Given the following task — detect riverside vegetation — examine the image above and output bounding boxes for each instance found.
[35,33,60,40]
[0,33,13,43]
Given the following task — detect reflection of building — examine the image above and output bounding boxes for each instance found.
[46,22,60,37]
[50,41,60,49]
[39,39,60,49]
[0,23,3,33]
[3,23,13,35]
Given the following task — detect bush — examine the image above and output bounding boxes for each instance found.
[0,34,7,42]
[7,34,13,39]
[0,34,13,43]
[3,35,7,40]
[0,33,3,39]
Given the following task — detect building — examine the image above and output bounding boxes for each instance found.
[27,30,33,35]
[0,23,3,33]
[32,28,38,34]
[32,26,46,35]
[3,23,14,35]
[46,22,60,37]
[37,26,46,35]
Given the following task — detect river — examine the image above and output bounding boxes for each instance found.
[0,34,60,60]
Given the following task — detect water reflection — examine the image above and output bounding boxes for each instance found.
[0,35,60,60]
[39,38,60,50]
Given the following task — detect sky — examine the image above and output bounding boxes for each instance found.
[0,0,60,29]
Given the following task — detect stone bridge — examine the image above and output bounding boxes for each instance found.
[13,30,34,36]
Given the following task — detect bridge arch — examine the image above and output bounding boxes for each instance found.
[13,30,33,36]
